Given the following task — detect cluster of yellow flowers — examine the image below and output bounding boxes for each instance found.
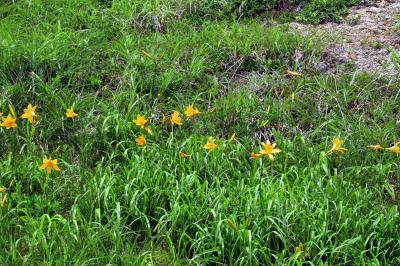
[0,104,79,174]
[132,105,400,162]
[132,104,202,147]
[2,104,400,177]
[133,105,229,156]
[0,104,78,129]
[327,137,400,156]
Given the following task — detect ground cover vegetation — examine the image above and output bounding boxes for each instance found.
[1,0,400,265]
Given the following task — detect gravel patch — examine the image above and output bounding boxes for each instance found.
[291,0,400,76]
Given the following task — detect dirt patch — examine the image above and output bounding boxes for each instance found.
[291,0,400,76]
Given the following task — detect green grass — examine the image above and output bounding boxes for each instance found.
[296,0,360,24]
[1,0,400,265]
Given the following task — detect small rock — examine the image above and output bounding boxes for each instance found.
[369,7,380,13]
[336,56,351,64]
[315,62,329,72]
[294,4,303,15]
[372,28,382,34]
[294,49,305,62]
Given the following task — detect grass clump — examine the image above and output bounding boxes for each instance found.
[296,0,360,23]
[184,0,360,23]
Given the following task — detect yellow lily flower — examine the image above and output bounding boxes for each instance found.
[250,152,262,159]
[133,115,147,128]
[204,137,218,151]
[179,151,189,158]
[1,114,17,129]
[368,144,383,151]
[0,187,6,208]
[291,92,295,102]
[39,158,61,174]
[8,104,16,118]
[21,104,37,124]
[66,107,78,118]
[226,219,238,231]
[328,137,347,155]
[145,127,153,135]
[228,133,236,143]
[386,142,400,156]
[294,243,305,254]
[1,193,6,208]
[184,104,201,119]
[260,140,281,161]
[170,111,182,126]
[135,135,146,146]
[142,50,152,58]
[286,70,303,77]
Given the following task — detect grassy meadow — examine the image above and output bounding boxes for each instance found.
[1,0,400,265]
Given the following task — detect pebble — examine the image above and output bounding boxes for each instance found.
[336,56,351,64]
[373,28,383,34]
[315,62,329,72]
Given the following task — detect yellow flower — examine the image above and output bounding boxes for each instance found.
[250,152,262,159]
[184,104,201,119]
[386,142,400,156]
[368,144,383,151]
[228,133,236,143]
[328,137,348,155]
[226,219,238,231]
[179,151,189,158]
[286,70,303,77]
[145,127,153,135]
[142,50,152,58]
[133,115,147,128]
[135,135,146,146]
[204,137,218,151]
[170,111,182,126]
[39,158,61,174]
[1,193,6,208]
[260,140,281,161]
[21,104,37,124]
[1,114,17,129]
[294,243,304,254]
[8,104,16,118]
[66,107,78,118]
